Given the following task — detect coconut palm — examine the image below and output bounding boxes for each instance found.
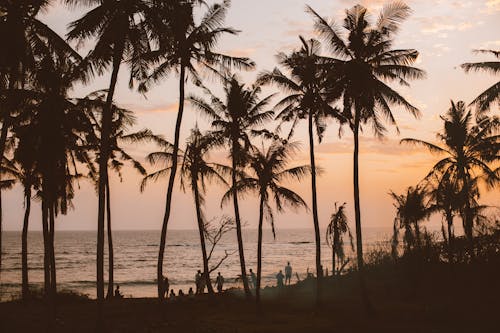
[307,2,425,308]
[66,0,151,301]
[326,202,354,276]
[0,0,70,284]
[189,74,274,297]
[77,92,159,298]
[224,140,307,308]
[390,185,430,253]
[257,37,340,302]
[461,49,500,112]
[138,0,254,299]
[402,101,499,249]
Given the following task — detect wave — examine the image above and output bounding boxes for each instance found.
[288,241,312,245]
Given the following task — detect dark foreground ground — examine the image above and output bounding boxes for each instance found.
[1,261,499,333]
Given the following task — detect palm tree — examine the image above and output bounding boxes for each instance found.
[0,0,65,284]
[138,0,254,299]
[257,37,340,303]
[225,140,307,308]
[402,101,499,251]
[326,202,354,276]
[461,49,499,112]
[179,127,229,295]
[307,2,425,309]
[66,0,151,301]
[77,92,156,298]
[2,129,40,300]
[189,74,274,297]
[390,186,430,253]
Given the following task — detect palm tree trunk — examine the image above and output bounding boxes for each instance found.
[332,226,339,276]
[308,110,321,304]
[105,178,114,299]
[98,44,124,302]
[353,115,371,312]
[193,180,214,294]
[157,63,185,299]
[22,186,32,300]
[446,210,454,262]
[256,195,264,309]
[49,205,56,298]
[231,148,251,298]
[414,221,421,250]
[41,196,51,296]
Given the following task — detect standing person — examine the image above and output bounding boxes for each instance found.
[163,276,170,299]
[276,270,285,289]
[285,262,292,285]
[215,272,224,293]
[249,269,257,289]
[195,270,202,294]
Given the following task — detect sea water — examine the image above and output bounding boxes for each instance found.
[0,228,391,301]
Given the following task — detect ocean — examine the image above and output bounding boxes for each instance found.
[0,228,392,301]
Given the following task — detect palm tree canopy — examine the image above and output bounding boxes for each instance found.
[189,74,275,167]
[138,0,254,93]
[461,49,500,111]
[307,1,425,136]
[223,140,308,238]
[257,36,341,141]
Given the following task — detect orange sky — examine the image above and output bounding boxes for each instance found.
[3,0,499,234]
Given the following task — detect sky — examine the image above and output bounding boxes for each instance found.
[3,0,499,235]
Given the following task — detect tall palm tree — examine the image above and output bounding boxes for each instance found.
[66,0,151,301]
[402,101,499,250]
[326,202,354,276]
[390,185,430,253]
[225,140,307,308]
[189,74,274,297]
[138,0,254,299]
[257,36,340,303]
[461,49,499,112]
[307,2,425,309]
[0,0,63,284]
[179,127,228,295]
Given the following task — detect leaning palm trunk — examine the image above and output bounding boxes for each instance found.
[158,64,186,299]
[41,198,51,295]
[308,111,322,304]
[353,117,371,312]
[231,153,251,298]
[193,180,214,294]
[98,45,124,302]
[445,210,454,262]
[256,195,264,309]
[21,187,32,300]
[332,227,339,276]
[106,179,114,299]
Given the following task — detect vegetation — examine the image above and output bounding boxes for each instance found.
[0,2,498,332]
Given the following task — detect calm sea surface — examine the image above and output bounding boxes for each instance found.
[0,228,392,301]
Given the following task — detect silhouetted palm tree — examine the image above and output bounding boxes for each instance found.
[138,0,254,299]
[258,36,340,303]
[189,74,274,297]
[180,127,229,295]
[225,140,307,308]
[402,101,499,251]
[66,0,151,301]
[461,49,499,111]
[78,92,157,298]
[326,202,353,276]
[0,0,66,284]
[390,185,430,253]
[308,2,425,309]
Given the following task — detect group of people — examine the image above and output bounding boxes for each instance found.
[160,262,294,300]
[161,270,225,300]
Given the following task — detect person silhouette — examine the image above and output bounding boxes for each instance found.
[169,289,176,300]
[114,285,123,299]
[163,276,170,299]
[276,270,285,288]
[285,262,292,285]
[215,272,224,293]
[249,269,257,289]
[195,270,202,294]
